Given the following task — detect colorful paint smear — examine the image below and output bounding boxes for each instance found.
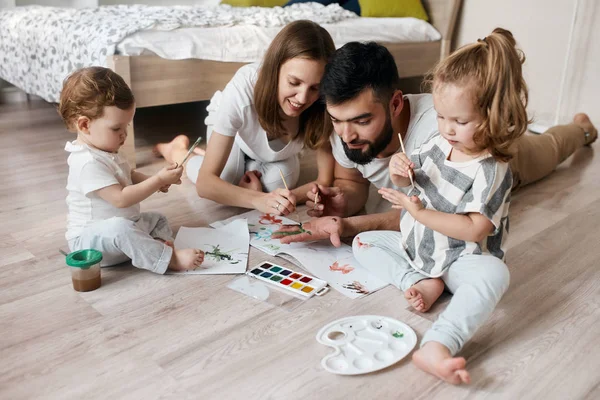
[329,261,355,274]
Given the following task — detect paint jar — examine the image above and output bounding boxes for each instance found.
[66,249,103,292]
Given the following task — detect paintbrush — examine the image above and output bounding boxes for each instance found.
[278,168,302,226]
[177,136,203,167]
[397,133,414,190]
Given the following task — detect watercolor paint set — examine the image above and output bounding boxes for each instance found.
[248,262,329,298]
[228,261,329,311]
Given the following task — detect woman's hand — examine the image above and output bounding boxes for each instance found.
[253,188,297,216]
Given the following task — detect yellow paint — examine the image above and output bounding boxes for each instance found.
[291,282,303,289]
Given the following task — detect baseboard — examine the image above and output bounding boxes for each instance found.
[0,86,42,104]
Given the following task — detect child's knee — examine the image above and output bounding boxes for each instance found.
[105,217,135,237]
[481,259,510,299]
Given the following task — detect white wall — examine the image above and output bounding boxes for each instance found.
[455,0,599,125]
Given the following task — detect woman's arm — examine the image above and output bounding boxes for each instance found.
[196,131,296,215]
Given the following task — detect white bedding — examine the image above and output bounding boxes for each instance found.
[118,17,441,62]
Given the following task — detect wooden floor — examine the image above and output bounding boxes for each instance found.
[1,100,599,400]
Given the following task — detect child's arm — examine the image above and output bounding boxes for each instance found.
[379,188,494,242]
[389,152,414,187]
[131,170,150,184]
[96,164,183,208]
[132,170,171,193]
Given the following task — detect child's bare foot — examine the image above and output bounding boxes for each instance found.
[168,248,204,271]
[573,113,597,146]
[404,278,445,312]
[412,341,470,385]
[153,135,190,163]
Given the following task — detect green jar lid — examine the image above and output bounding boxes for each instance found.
[66,249,103,269]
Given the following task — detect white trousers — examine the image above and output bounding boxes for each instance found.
[352,230,510,355]
[68,212,173,274]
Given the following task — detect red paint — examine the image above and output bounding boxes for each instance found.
[300,276,312,283]
[280,279,293,285]
[290,273,302,279]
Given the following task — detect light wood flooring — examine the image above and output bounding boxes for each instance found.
[1,100,599,400]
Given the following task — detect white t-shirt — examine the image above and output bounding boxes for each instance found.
[207,63,304,162]
[331,93,438,191]
[400,135,512,277]
[64,141,140,241]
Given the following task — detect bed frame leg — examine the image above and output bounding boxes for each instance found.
[107,55,136,168]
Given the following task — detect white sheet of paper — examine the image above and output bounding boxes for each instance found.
[212,211,388,298]
[171,219,249,275]
[211,209,312,256]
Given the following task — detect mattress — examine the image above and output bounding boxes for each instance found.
[117,17,441,62]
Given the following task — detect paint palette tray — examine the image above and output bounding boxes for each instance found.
[316,315,417,375]
[228,262,329,311]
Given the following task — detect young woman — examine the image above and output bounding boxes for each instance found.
[155,20,335,217]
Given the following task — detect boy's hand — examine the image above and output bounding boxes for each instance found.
[389,153,414,183]
[157,163,183,186]
[158,184,171,193]
[379,187,424,216]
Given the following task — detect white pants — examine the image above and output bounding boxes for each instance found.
[185,126,300,193]
[352,230,510,355]
[68,212,174,274]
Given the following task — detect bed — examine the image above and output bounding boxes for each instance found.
[0,0,461,166]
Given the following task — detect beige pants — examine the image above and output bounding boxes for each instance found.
[510,123,586,190]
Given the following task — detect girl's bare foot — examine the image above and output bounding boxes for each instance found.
[168,248,205,271]
[573,113,597,146]
[153,135,191,164]
[404,278,445,312]
[413,341,470,385]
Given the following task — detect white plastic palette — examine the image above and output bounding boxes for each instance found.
[316,315,417,375]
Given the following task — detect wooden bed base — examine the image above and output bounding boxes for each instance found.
[108,0,461,167]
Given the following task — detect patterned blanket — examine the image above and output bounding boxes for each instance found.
[0,4,356,103]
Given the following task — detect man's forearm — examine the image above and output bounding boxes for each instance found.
[334,179,370,217]
[340,209,400,237]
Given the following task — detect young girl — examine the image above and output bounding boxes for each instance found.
[357,28,529,384]
[61,67,204,273]
[154,20,336,217]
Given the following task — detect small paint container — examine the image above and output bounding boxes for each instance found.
[66,249,103,292]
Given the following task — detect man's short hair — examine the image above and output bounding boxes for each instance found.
[320,41,401,106]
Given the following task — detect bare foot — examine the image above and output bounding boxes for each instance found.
[413,341,470,385]
[404,278,445,312]
[168,248,205,271]
[153,135,190,164]
[573,113,597,146]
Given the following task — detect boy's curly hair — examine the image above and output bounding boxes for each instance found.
[58,67,134,132]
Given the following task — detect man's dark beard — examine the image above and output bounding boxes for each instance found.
[341,115,394,165]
